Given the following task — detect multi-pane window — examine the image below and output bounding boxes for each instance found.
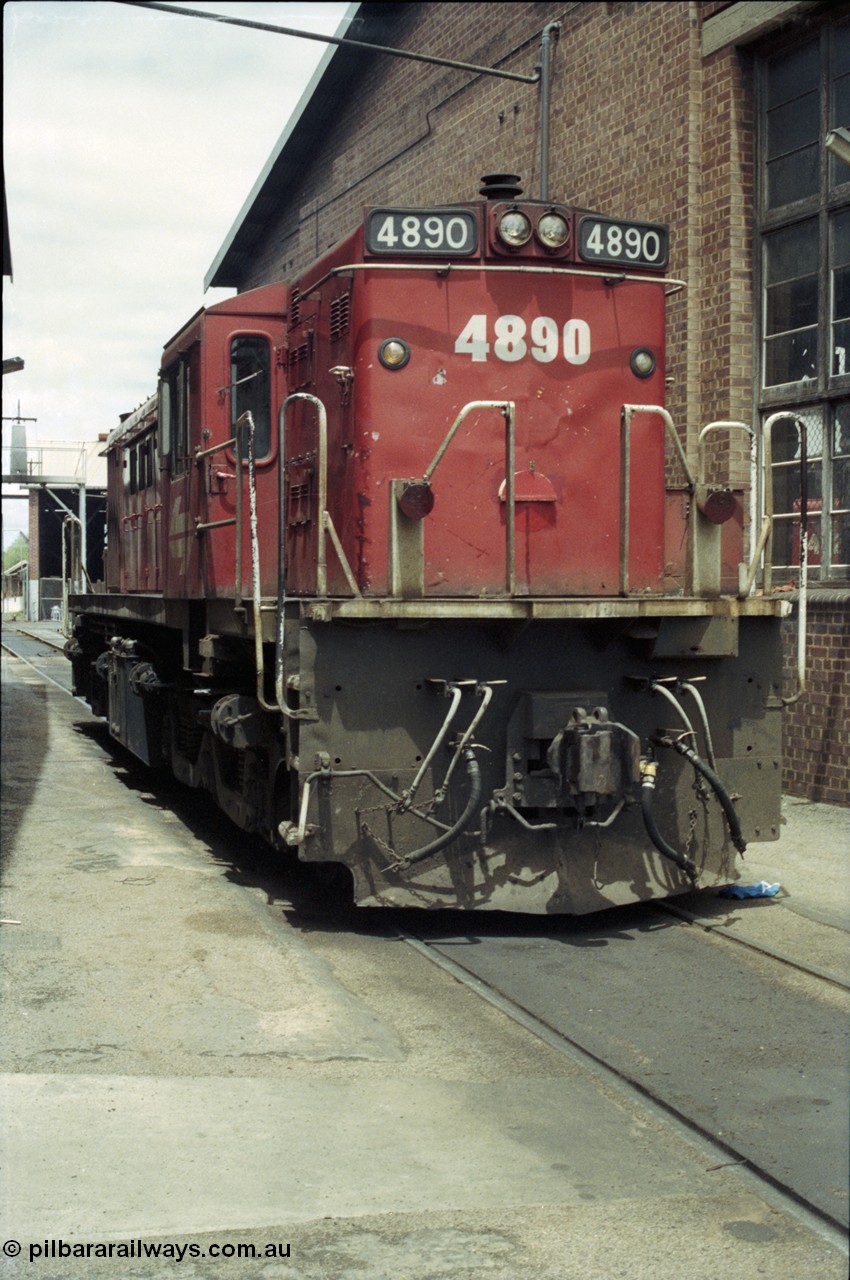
[763,220,818,387]
[832,208,850,376]
[759,21,850,581]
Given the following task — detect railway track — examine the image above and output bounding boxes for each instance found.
[656,897,850,992]
[4,619,848,1247]
[1,624,76,695]
[2,624,69,653]
[404,904,849,1240]
[401,928,848,1249]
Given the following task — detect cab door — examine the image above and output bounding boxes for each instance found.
[139,432,161,591]
[199,327,282,600]
[161,344,202,599]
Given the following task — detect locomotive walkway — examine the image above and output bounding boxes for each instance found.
[1,621,847,1280]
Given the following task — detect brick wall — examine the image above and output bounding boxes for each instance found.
[781,599,850,804]
[227,1,848,804]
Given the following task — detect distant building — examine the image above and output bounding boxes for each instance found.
[3,434,107,621]
[2,559,27,617]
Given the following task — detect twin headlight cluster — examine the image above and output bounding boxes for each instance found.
[496,208,571,251]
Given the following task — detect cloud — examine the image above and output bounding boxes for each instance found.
[3,0,350,546]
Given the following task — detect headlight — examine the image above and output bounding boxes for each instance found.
[537,212,570,249]
[378,338,411,369]
[630,347,656,379]
[498,210,532,248]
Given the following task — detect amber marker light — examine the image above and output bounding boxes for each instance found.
[378,338,411,369]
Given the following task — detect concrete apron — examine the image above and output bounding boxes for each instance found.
[1,651,846,1279]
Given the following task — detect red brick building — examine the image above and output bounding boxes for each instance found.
[207,1,848,804]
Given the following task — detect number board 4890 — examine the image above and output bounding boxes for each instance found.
[365,208,479,257]
[578,216,668,270]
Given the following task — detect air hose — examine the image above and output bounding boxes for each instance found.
[397,748,482,867]
[639,756,699,883]
[656,735,747,855]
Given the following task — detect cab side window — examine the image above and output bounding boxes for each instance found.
[159,349,198,474]
[231,335,271,461]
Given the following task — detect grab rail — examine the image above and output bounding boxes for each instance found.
[761,411,808,703]
[697,420,756,566]
[423,400,517,594]
[194,430,243,608]
[620,405,695,595]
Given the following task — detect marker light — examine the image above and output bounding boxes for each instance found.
[378,338,411,369]
[498,210,532,248]
[537,212,570,250]
[397,480,435,520]
[630,347,656,379]
[699,488,738,525]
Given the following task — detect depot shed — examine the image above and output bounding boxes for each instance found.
[207,1,849,804]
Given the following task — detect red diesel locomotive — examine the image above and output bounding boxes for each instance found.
[67,179,789,912]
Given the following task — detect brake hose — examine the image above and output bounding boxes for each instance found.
[658,735,747,855]
[639,756,698,882]
[394,748,482,868]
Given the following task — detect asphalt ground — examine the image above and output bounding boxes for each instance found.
[0,624,847,1279]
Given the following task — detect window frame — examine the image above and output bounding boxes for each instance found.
[756,20,850,582]
[228,332,274,466]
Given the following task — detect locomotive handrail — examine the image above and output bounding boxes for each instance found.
[278,393,360,599]
[423,400,516,595]
[61,513,89,637]
[696,417,757,601]
[194,430,246,611]
[271,394,361,722]
[697,419,756,568]
[620,405,695,596]
[194,435,237,461]
[299,261,687,298]
[760,411,809,703]
[760,411,808,596]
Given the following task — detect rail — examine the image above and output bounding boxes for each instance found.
[697,420,756,566]
[620,405,695,595]
[195,414,275,709]
[272,394,360,720]
[423,400,517,595]
[194,428,245,610]
[60,514,90,637]
[761,411,809,703]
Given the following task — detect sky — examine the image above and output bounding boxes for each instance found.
[2,0,350,547]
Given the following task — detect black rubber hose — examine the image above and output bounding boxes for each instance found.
[640,772,699,882]
[401,748,482,867]
[664,738,747,855]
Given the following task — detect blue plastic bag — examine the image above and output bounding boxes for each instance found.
[718,881,781,899]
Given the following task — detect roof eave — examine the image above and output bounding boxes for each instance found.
[204,2,365,291]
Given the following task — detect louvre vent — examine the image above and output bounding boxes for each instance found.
[330,292,351,341]
[287,331,314,389]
